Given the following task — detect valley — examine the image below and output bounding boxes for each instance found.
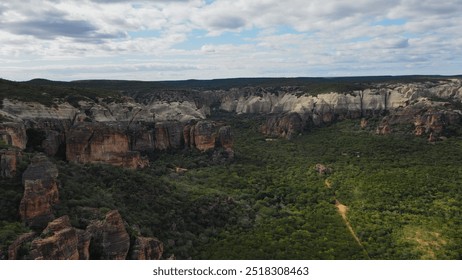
[0,76,461,259]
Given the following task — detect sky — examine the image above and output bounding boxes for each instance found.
[0,0,461,81]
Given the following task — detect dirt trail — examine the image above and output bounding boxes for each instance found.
[335,199,370,258]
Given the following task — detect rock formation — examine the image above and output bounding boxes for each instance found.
[8,232,37,260]
[66,123,148,169]
[154,122,184,150]
[0,122,27,149]
[315,164,332,175]
[86,210,131,260]
[217,126,233,149]
[29,216,80,260]
[19,154,59,230]
[261,113,304,139]
[192,121,217,151]
[0,148,21,178]
[130,236,164,260]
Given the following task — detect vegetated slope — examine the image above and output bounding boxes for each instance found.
[46,115,462,259]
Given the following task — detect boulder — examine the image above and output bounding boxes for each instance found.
[19,154,59,230]
[315,164,332,175]
[29,216,79,260]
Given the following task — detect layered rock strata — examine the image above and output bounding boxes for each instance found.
[19,155,59,230]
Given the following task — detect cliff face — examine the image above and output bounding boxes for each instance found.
[86,210,131,260]
[2,78,460,160]
[261,113,304,139]
[0,148,21,178]
[0,122,27,149]
[19,155,59,230]
[66,123,148,169]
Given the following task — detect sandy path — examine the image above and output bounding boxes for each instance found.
[335,199,370,258]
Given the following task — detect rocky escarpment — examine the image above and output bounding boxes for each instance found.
[0,122,27,149]
[247,80,462,139]
[19,155,59,230]
[64,120,234,168]
[66,122,149,169]
[0,148,21,178]
[2,78,460,158]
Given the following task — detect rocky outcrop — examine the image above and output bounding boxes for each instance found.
[0,148,21,178]
[217,126,233,149]
[87,210,130,260]
[130,236,164,260]
[154,122,184,150]
[76,229,91,260]
[29,216,79,260]
[66,123,148,169]
[315,164,332,175]
[7,232,37,260]
[192,121,216,151]
[19,155,59,230]
[376,118,392,135]
[414,110,460,138]
[261,113,304,139]
[0,122,27,149]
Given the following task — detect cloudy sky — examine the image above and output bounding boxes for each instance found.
[1,0,461,81]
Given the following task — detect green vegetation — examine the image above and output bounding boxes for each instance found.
[49,117,462,259]
[0,78,121,106]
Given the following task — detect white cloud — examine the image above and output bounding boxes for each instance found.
[0,0,461,81]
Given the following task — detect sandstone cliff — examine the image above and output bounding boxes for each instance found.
[19,155,59,230]
[0,148,21,178]
[66,122,148,169]
[29,216,80,260]
[86,210,131,260]
[0,122,27,149]
[2,78,460,160]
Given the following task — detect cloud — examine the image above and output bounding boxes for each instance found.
[207,15,246,30]
[6,18,100,40]
[0,0,461,81]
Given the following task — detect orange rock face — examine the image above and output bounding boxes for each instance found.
[29,216,80,260]
[66,123,148,169]
[0,148,21,178]
[87,210,130,260]
[19,155,59,230]
[193,121,216,151]
[0,122,27,150]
